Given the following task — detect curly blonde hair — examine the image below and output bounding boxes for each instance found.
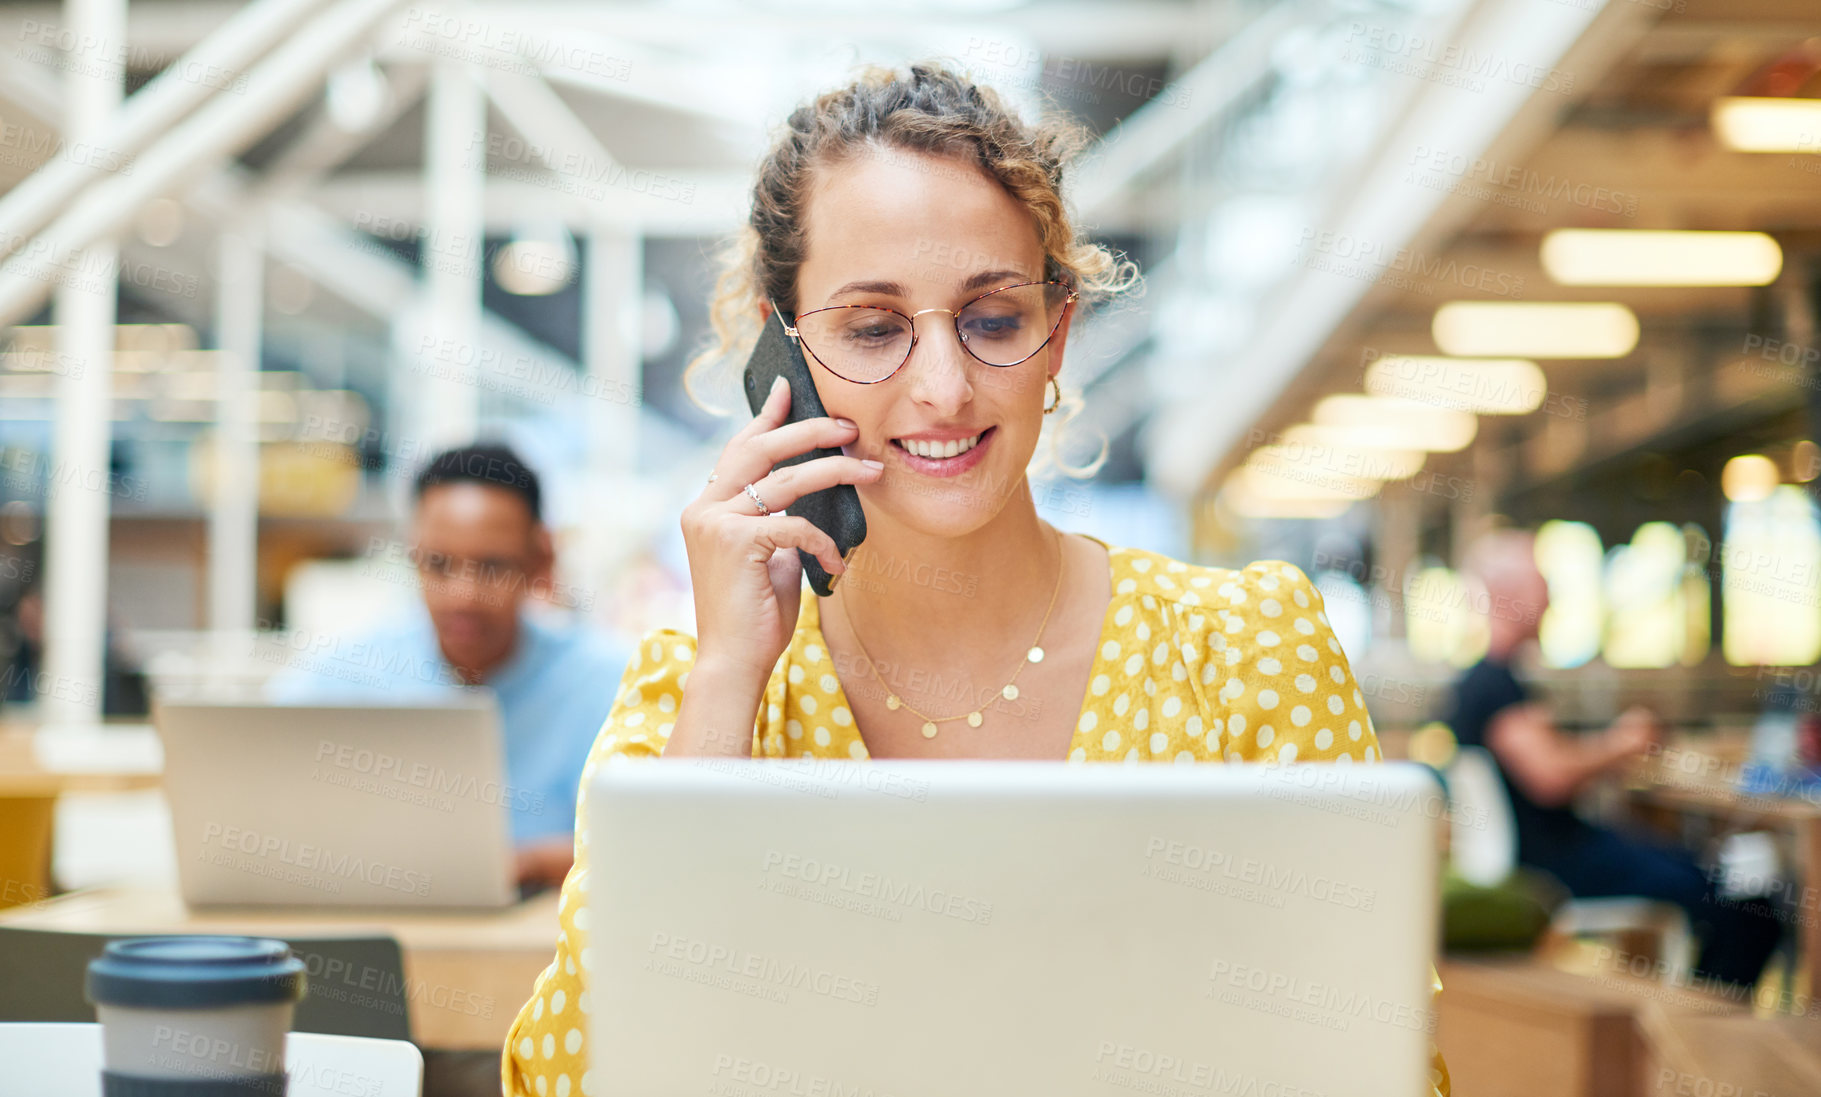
[684,58,1141,479]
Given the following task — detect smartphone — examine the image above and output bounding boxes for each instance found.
[741,303,868,598]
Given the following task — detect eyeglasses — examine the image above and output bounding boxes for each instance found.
[777,280,1078,385]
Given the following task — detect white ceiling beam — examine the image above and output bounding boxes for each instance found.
[1073,0,1306,215]
[0,0,329,262]
[481,70,636,232]
[0,0,414,328]
[310,171,751,236]
[251,61,431,205]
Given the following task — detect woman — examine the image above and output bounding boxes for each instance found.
[503,61,1447,1097]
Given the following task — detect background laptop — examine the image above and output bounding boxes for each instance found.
[157,698,517,909]
[587,760,1441,1097]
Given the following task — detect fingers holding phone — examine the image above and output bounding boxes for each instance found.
[682,376,883,682]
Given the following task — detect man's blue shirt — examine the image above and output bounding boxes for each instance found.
[266,605,629,846]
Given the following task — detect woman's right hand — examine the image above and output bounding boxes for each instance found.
[679,374,884,689]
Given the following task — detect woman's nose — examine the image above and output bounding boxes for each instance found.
[904,312,976,410]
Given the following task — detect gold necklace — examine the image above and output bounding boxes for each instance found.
[837,527,1066,739]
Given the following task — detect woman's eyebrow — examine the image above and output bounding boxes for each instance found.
[826,268,1034,301]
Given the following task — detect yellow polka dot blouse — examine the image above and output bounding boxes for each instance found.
[502,541,1450,1097]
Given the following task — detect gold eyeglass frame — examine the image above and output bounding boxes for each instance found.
[775,279,1079,385]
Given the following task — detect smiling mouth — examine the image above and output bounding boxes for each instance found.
[891,427,994,460]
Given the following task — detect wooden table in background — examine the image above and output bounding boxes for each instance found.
[1639,999,1821,1096]
[1624,775,1821,1005]
[0,726,161,908]
[0,885,560,1050]
[1434,956,1749,1097]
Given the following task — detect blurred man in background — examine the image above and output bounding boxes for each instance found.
[1450,529,1782,988]
[269,443,627,890]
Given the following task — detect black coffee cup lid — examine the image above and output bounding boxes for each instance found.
[87,936,307,1010]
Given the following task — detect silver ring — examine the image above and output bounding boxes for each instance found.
[706,472,718,484]
[743,482,770,516]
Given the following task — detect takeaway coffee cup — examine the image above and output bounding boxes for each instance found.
[86,935,307,1096]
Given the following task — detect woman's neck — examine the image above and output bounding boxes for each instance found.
[827,488,1062,661]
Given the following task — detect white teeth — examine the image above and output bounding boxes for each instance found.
[901,432,984,459]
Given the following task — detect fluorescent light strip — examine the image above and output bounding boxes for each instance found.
[1311,395,1478,452]
[1541,229,1782,287]
[1433,301,1638,359]
[1364,355,1546,415]
[1712,97,1821,154]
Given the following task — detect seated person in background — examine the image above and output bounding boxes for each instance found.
[268,443,629,890]
[1451,529,1781,988]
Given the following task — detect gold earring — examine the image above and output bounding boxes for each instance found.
[1043,376,1061,415]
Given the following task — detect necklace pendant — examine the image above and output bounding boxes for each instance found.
[967,711,983,728]
[1001,683,1019,701]
[1028,645,1045,663]
[885,694,901,711]
[920,721,938,739]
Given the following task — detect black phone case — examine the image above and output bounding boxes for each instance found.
[741,307,867,598]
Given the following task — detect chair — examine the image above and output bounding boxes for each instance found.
[0,1022,422,1097]
[1444,745,1691,983]
[0,928,413,1041]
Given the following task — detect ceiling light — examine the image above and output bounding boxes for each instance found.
[1247,442,1425,482]
[1541,229,1782,287]
[1238,462,1383,502]
[1433,301,1638,358]
[1283,422,1423,452]
[1364,355,1545,414]
[1721,454,1779,503]
[493,221,576,296]
[1312,395,1478,452]
[1711,96,1821,154]
[1219,474,1354,520]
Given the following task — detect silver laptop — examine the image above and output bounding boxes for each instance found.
[156,699,517,909]
[587,760,1441,1097]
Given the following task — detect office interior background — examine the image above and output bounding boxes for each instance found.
[2,0,1820,1094]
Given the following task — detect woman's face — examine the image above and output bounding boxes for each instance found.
[781,146,1073,539]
